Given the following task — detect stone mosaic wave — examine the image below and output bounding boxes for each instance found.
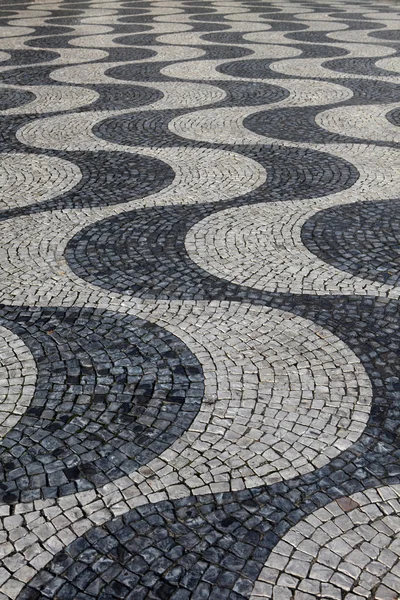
[0,0,399,598]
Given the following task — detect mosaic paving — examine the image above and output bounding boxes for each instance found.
[0,0,400,598]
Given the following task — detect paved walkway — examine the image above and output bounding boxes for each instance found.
[0,0,400,598]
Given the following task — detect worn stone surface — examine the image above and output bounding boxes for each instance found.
[0,0,400,598]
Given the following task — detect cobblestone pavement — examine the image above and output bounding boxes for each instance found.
[1,0,400,598]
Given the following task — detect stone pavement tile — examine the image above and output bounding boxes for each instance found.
[0,0,400,598]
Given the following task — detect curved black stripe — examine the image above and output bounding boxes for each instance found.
[0,305,204,504]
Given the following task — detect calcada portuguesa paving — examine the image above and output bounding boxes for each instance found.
[0,0,400,598]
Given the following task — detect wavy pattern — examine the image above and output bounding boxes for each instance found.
[0,1,399,599]
[0,305,204,505]
[0,325,36,440]
[21,487,400,600]
[251,485,400,599]
[0,153,82,210]
[0,85,100,114]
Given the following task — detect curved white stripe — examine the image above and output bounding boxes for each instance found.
[375,56,400,74]
[0,26,35,37]
[0,85,100,115]
[316,103,400,144]
[0,325,37,440]
[251,485,400,600]
[0,153,82,210]
[185,200,400,298]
